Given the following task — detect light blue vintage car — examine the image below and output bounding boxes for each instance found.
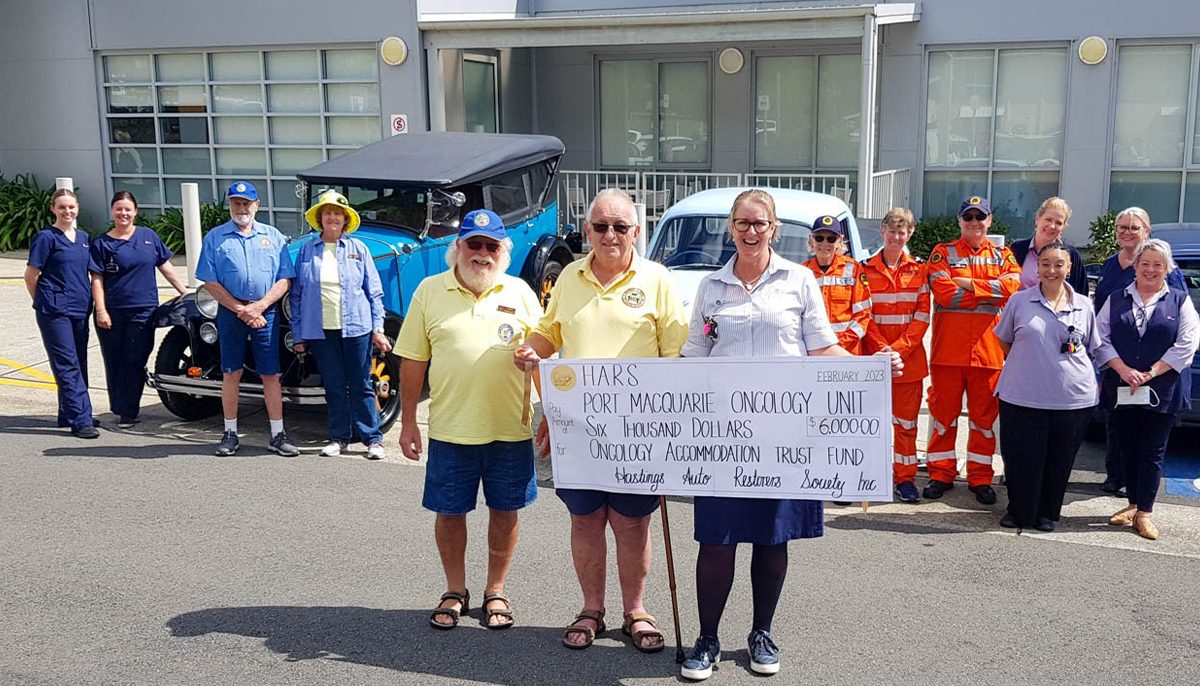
[149,133,576,431]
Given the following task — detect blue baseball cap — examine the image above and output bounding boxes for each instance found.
[227,181,259,202]
[811,214,843,236]
[959,195,991,216]
[458,209,507,241]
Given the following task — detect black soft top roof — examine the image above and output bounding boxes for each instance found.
[297,132,565,189]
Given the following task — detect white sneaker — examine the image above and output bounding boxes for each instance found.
[320,440,346,457]
[367,443,385,460]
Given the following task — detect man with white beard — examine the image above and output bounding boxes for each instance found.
[195,181,297,457]
[395,209,544,631]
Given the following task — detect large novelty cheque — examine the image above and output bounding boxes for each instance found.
[542,355,894,501]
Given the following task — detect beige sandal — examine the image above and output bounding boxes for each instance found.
[1133,514,1159,540]
[1109,505,1137,526]
[622,611,665,653]
[562,609,606,650]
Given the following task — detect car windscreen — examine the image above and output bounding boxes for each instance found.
[1178,258,1200,312]
[650,215,814,267]
[311,185,428,232]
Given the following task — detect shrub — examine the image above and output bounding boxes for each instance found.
[0,174,57,251]
[149,204,231,254]
[909,215,1011,261]
[1082,209,1117,263]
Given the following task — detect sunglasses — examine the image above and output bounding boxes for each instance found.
[811,233,840,243]
[591,223,633,235]
[961,211,988,222]
[465,239,502,253]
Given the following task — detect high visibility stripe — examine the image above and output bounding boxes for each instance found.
[829,320,867,337]
[917,283,930,294]
[930,418,957,436]
[894,453,920,465]
[815,276,855,287]
[926,450,958,461]
[967,452,994,464]
[893,416,918,430]
[934,304,1002,315]
[851,299,872,313]
[989,280,1003,297]
[949,288,965,309]
[968,421,995,439]
[872,292,919,304]
[876,314,913,325]
[848,320,866,337]
[943,247,960,261]
[913,311,931,322]
[958,256,1005,266]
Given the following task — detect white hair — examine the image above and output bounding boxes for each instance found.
[1134,238,1177,272]
[587,188,637,223]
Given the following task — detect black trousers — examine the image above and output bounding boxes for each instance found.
[96,306,155,420]
[1111,407,1175,513]
[998,400,1091,526]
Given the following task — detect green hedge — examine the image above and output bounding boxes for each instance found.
[1082,210,1117,264]
[908,215,1011,261]
[0,174,57,251]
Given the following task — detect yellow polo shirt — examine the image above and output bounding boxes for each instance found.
[535,253,688,359]
[396,270,543,444]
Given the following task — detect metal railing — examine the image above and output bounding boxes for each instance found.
[867,168,911,219]
[553,170,880,236]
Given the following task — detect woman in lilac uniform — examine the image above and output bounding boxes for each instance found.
[90,191,188,426]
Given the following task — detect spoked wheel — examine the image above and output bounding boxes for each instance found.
[539,259,565,309]
[372,343,401,432]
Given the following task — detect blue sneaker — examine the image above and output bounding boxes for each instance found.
[681,634,720,681]
[748,629,780,675]
[895,481,920,503]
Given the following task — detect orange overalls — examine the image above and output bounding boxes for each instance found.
[925,237,1020,487]
[803,253,872,354]
[862,252,930,485]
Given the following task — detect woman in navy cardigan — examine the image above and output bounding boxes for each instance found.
[1094,239,1199,540]
[1010,197,1088,294]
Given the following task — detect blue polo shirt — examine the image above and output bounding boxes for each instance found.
[89,226,173,310]
[195,220,295,301]
[28,226,99,318]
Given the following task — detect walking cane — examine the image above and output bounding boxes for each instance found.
[659,496,686,663]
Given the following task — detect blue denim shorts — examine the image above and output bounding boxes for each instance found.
[422,439,538,515]
[216,306,280,376]
[556,488,660,518]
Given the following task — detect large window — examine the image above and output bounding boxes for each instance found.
[103,48,381,235]
[754,54,861,172]
[1109,44,1200,222]
[923,47,1068,232]
[599,58,710,168]
[463,56,499,133]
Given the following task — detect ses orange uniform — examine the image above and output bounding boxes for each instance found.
[925,237,1020,487]
[862,252,930,484]
[803,253,872,354]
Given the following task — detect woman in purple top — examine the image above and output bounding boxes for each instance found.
[993,242,1099,531]
[24,189,101,438]
[90,192,188,427]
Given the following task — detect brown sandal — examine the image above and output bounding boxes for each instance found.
[482,593,515,630]
[562,609,606,650]
[429,590,470,630]
[622,611,665,653]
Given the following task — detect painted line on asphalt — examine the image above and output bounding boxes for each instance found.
[0,356,57,383]
[0,377,56,391]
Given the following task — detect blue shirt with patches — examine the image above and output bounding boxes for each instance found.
[89,226,173,310]
[28,226,99,318]
[195,220,295,301]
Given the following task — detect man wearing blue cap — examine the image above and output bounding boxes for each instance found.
[396,209,544,630]
[196,181,298,456]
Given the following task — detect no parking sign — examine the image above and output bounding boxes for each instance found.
[390,114,408,135]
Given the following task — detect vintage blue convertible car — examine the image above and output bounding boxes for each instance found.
[149,132,576,431]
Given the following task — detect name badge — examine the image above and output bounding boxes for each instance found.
[497,305,516,314]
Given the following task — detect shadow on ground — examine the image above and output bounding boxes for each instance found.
[168,605,683,685]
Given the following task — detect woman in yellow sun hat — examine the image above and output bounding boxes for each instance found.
[289,190,391,459]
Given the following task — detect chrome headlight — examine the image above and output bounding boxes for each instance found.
[280,295,292,322]
[199,321,219,344]
[195,286,218,319]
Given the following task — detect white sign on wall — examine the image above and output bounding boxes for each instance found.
[541,356,894,501]
[390,114,408,135]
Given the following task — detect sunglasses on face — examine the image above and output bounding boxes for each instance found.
[465,239,501,253]
[590,223,633,235]
[812,233,840,243]
[961,212,988,222]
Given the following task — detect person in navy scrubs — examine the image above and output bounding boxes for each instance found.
[195,181,297,457]
[90,191,188,427]
[23,189,101,438]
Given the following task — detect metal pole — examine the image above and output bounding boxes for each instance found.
[658,496,685,663]
[181,183,202,288]
[635,202,647,256]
